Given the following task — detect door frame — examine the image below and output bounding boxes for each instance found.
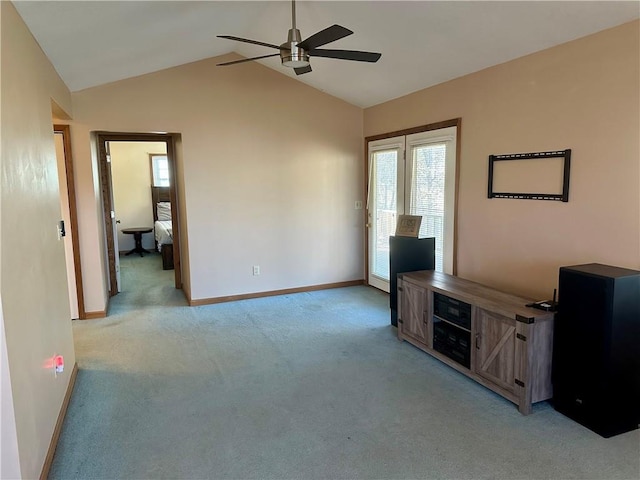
[54,124,86,319]
[364,118,461,285]
[96,132,182,296]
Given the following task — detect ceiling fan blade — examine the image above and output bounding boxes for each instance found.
[309,49,382,63]
[217,54,280,66]
[294,65,312,75]
[217,35,285,50]
[297,25,353,51]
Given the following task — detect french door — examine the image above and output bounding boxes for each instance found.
[367,124,458,292]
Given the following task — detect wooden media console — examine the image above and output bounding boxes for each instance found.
[397,270,554,415]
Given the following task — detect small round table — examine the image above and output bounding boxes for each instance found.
[122,227,153,257]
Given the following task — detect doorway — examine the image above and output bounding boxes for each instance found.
[96,132,181,298]
[54,124,85,319]
[365,119,460,293]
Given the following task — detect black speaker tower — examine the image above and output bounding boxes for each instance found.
[552,263,640,438]
[389,236,435,327]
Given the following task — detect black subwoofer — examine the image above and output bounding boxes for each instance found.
[552,263,640,438]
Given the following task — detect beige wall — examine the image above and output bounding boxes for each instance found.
[111,142,167,251]
[364,20,640,299]
[71,54,365,306]
[0,2,76,478]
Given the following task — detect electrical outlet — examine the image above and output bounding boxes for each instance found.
[355,201,363,210]
[253,265,260,276]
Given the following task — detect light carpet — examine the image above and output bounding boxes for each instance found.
[49,253,640,479]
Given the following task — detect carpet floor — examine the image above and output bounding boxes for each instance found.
[49,254,640,479]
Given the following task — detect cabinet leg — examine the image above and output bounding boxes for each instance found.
[518,402,532,415]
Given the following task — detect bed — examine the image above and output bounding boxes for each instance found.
[152,187,174,270]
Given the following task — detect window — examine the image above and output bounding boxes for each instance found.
[150,154,170,187]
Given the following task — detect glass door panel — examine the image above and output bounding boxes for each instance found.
[409,142,446,271]
[406,126,457,274]
[368,143,402,292]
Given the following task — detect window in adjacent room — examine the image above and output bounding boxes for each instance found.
[150,154,170,187]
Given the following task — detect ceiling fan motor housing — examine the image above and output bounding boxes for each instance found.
[280,28,309,67]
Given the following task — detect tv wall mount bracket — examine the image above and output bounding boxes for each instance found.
[488,149,571,202]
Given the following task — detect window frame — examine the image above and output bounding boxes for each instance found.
[364,118,461,280]
[149,153,170,187]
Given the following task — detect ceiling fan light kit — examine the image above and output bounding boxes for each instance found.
[217,0,381,75]
[281,28,310,68]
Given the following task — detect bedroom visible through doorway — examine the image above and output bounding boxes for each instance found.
[96,133,181,300]
[109,141,171,293]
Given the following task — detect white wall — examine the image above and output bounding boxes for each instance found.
[1,2,76,478]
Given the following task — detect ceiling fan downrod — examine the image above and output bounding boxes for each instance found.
[280,0,310,68]
[291,0,296,30]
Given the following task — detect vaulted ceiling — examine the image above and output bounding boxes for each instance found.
[14,1,640,108]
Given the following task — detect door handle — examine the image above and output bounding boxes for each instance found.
[475,334,480,350]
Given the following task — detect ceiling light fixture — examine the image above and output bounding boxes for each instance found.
[280,25,309,68]
[216,0,381,75]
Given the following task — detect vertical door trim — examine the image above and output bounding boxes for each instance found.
[53,124,86,319]
[97,137,118,296]
[364,118,461,285]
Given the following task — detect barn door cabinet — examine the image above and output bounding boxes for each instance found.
[397,270,554,415]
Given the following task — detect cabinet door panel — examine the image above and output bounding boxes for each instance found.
[399,280,429,346]
[476,309,516,393]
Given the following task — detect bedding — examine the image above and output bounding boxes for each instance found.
[157,202,172,221]
[151,188,174,269]
[154,220,173,251]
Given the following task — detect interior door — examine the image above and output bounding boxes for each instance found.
[53,124,86,319]
[107,142,122,292]
[54,132,79,318]
[367,136,404,292]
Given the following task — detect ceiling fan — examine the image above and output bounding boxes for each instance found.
[216,0,381,75]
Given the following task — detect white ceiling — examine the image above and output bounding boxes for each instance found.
[14,1,640,108]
